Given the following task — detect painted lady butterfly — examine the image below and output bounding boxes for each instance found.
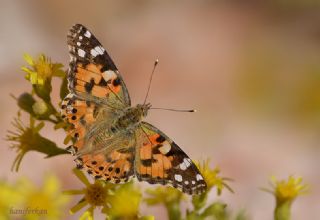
[61,24,207,195]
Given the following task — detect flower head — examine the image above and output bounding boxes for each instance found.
[64,169,112,220]
[21,54,65,85]
[32,100,49,115]
[262,175,308,220]
[17,174,69,220]
[6,115,67,171]
[0,175,69,219]
[145,186,184,206]
[65,169,149,219]
[102,181,142,219]
[0,180,24,219]
[264,175,308,204]
[195,160,233,195]
[145,186,184,220]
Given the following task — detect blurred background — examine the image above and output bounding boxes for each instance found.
[1,0,320,219]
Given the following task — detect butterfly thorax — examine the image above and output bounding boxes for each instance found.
[111,103,151,132]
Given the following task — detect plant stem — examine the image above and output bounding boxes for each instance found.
[274,200,292,220]
[166,202,181,220]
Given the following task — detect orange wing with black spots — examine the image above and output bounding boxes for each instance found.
[61,93,100,154]
[67,24,130,107]
[62,24,135,183]
[61,92,136,183]
[75,146,135,183]
[135,122,207,195]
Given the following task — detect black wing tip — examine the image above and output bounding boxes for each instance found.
[68,23,89,40]
[70,23,87,31]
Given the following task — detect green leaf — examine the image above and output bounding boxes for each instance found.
[192,192,208,211]
[200,202,228,220]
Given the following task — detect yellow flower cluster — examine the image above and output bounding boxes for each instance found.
[0,175,69,220]
[269,176,308,203]
[195,159,233,195]
[64,169,152,220]
[21,54,65,85]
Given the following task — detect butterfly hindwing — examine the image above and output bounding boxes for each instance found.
[135,122,207,195]
[67,24,130,107]
[61,93,100,154]
[75,145,135,183]
[61,94,135,182]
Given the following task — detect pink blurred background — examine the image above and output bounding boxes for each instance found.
[1,1,320,219]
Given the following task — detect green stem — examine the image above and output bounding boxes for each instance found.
[274,200,292,220]
[166,202,181,220]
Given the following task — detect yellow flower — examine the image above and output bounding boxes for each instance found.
[0,175,69,219]
[16,174,69,220]
[21,53,65,85]
[102,182,142,219]
[65,169,148,219]
[64,169,112,220]
[262,176,308,220]
[195,160,233,195]
[6,115,68,171]
[0,181,24,219]
[6,116,44,171]
[264,175,308,204]
[145,186,184,220]
[145,187,184,206]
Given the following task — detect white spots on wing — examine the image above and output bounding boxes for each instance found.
[79,36,83,40]
[90,49,99,57]
[102,70,117,81]
[77,26,83,33]
[78,49,85,58]
[70,55,76,62]
[179,158,191,171]
[180,163,187,170]
[95,46,105,54]
[192,180,196,185]
[184,180,189,185]
[196,174,203,181]
[76,42,81,46]
[84,30,91,38]
[174,174,183,182]
[90,46,105,57]
[159,141,171,154]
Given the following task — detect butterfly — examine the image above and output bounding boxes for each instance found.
[60,24,207,195]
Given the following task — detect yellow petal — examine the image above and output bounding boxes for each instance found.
[23,53,34,66]
[63,189,86,195]
[79,206,94,220]
[73,169,91,186]
[70,199,88,214]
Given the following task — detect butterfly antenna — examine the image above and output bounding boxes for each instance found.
[150,107,196,113]
[143,59,158,105]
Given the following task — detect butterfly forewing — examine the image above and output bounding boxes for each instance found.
[67,24,130,106]
[135,122,207,195]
